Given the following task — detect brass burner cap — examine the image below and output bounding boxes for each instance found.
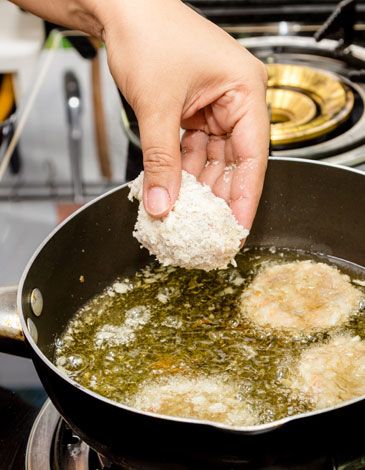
[267,64,354,146]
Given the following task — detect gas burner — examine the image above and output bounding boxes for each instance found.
[239,36,365,165]
[26,400,89,469]
[267,63,354,146]
[26,400,123,470]
[24,399,365,470]
[27,400,197,470]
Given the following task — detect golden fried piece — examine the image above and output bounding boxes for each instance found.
[288,334,365,408]
[128,374,258,427]
[240,261,363,333]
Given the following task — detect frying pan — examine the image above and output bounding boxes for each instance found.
[0,158,364,465]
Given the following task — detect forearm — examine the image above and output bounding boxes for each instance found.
[9,0,105,38]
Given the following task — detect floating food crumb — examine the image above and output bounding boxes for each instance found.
[94,306,151,348]
[113,281,132,294]
[127,374,258,427]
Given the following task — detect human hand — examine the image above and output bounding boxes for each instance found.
[9,0,269,230]
[102,0,270,229]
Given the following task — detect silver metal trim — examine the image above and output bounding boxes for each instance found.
[0,286,23,343]
[223,22,365,35]
[239,35,341,53]
[26,318,38,344]
[26,399,90,470]
[30,288,43,317]
[26,400,60,470]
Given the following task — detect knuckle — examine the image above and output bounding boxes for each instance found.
[181,144,192,156]
[143,147,176,174]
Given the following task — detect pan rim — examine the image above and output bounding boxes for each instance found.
[17,157,365,434]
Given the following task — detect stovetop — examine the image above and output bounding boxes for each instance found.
[2,389,365,469]
[0,385,45,470]
[188,0,365,25]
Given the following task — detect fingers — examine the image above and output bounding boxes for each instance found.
[198,136,236,205]
[230,159,266,230]
[138,109,182,218]
[136,79,269,230]
[213,165,234,201]
[203,105,227,135]
[181,110,207,132]
[229,87,270,229]
[198,136,226,187]
[181,131,235,204]
[181,130,209,177]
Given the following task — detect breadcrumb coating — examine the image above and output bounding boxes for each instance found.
[288,334,365,408]
[240,261,364,333]
[128,171,249,271]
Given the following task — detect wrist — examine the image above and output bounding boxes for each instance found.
[93,0,184,41]
[70,0,106,39]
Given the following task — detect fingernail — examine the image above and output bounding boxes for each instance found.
[146,187,170,216]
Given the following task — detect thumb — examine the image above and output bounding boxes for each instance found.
[138,108,182,218]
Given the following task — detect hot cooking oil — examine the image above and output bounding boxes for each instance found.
[54,247,365,426]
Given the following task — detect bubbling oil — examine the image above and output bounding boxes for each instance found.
[54,248,365,426]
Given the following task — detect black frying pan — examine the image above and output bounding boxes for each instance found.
[0,158,364,465]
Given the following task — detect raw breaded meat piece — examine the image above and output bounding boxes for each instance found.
[127,374,258,427]
[240,260,364,333]
[128,171,249,271]
[288,334,365,408]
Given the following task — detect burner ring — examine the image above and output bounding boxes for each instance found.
[267,64,355,145]
[268,88,316,127]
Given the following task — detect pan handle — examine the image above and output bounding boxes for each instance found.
[0,286,29,357]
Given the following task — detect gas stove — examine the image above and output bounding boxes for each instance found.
[1,392,365,469]
[121,0,365,181]
[240,35,365,166]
